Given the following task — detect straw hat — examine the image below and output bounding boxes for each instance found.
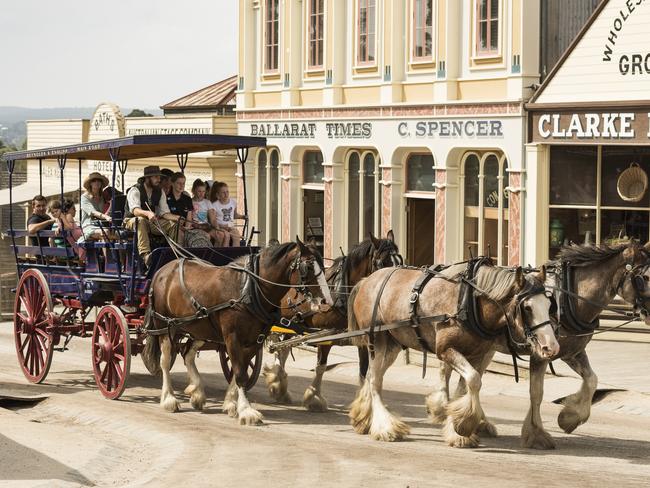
[83,172,110,193]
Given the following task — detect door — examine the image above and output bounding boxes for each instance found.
[303,189,324,256]
[407,198,436,266]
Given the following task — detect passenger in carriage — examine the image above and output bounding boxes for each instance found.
[160,168,174,196]
[27,195,55,247]
[191,178,227,246]
[124,165,183,266]
[209,181,246,247]
[49,199,86,260]
[166,172,206,245]
[101,186,124,214]
[80,172,112,240]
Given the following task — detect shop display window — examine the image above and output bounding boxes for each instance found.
[347,152,360,247]
[269,150,279,241]
[257,151,268,243]
[362,153,376,238]
[256,148,280,245]
[548,145,650,258]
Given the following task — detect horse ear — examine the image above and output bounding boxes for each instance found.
[386,229,395,242]
[538,265,547,283]
[369,232,381,249]
[515,267,525,288]
[296,235,309,255]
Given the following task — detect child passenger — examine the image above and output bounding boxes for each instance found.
[209,182,246,247]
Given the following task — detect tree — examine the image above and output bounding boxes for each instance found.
[126,109,153,117]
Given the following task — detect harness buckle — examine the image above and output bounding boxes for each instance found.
[409,292,419,304]
[280,316,292,327]
[256,334,266,344]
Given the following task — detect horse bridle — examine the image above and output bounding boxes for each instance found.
[511,281,556,346]
[288,254,323,304]
[616,261,650,318]
[371,246,404,271]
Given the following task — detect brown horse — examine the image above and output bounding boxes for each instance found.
[347,261,558,446]
[264,231,402,410]
[430,241,650,449]
[142,239,333,425]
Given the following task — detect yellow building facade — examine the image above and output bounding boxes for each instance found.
[237,0,541,265]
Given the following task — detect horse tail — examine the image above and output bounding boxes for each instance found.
[348,279,367,347]
[141,290,162,376]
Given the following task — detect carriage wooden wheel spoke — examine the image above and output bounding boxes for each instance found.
[218,345,263,391]
[92,305,131,400]
[13,269,54,383]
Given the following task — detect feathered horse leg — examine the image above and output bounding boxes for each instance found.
[303,345,332,412]
[160,335,181,412]
[558,350,597,434]
[263,341,292,404]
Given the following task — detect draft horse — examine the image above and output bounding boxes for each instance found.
[347,260,559,446]
[143,239,333,425]
[264,231,402,410]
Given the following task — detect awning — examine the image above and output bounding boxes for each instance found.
[0,134,267,163]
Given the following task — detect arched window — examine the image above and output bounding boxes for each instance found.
[257,150,268,243]
[362,153,376,237]
[406,154,435,192]
[269,149,280,241]
[348,152,360,247]
[462,152,509,265]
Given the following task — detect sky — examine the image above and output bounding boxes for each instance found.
[0,0,238,109]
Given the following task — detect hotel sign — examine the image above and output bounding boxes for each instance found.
[531,110,650,143]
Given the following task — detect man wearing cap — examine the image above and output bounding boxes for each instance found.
[124,165,182,266]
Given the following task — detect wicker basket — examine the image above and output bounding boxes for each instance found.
[617,163,648,202]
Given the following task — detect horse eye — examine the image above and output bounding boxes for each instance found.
[644,276,650,282]
[524,305,532,312]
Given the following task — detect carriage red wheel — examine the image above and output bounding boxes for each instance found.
[219,345,263,391]
[92,305,131,400]
[14,269,54,383]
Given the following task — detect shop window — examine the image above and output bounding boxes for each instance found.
[413,0,434,60]
[463,152,508,264]
[257,151,268,243]
[303,151,324,184]
[265,0,280,72]
[475,0,499,56]
[357,0,376,65]
[548,146,650,258]
[308,0,324,68]
[406,154,435,192]
[348,152,361,247]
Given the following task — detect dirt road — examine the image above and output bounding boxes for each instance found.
[1,326,649,487]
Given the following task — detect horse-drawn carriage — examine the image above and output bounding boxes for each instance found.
[1,134,267,399]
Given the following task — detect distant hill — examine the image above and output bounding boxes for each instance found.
[0,106,163,147]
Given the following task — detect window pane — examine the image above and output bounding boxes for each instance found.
[490,0,499,19]
[549,146,597,205]
[368,3,376,61]
[479,0,488,20]
[407,154,435,192]
[601,210,649,245]
[270,150,279,241]
[549,208,596,258]
[502,159,509,209]
[257,151,267,244]
[348,153,360,246]
[601,147,650,207]
[479,21,487,50]
[464,154,480,206]
[501,160,509,265]
[303,151,324,184]
[483,155,499,208]
[490,19,499,50]
[363,154,375,237]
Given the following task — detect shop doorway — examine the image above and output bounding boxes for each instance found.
[303,189,324,256]
[406,198,435,266]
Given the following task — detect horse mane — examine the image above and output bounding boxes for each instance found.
[337,238,398,275]
[555,242,629,267]
[263,240,325,269]
[475,265,517,302]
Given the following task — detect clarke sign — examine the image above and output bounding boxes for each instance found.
[531,111,650,143]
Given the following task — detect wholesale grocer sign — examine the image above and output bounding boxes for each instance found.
[602,0,650,76]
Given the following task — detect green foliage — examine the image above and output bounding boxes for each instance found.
[126,109,153,117]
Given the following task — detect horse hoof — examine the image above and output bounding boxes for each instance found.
[370,419,410,442]
[190,393,206,411]
[223,400,238,418]
[303,387,328,412]
[263,365,292,404]
[452,416,480,438]
[558,408,583,434]
[161,396,181,413]
[443,419,479,448]
[522,425,556,450]
[238,407,264,426]
[476,419,498,438]
[425,392,448,425]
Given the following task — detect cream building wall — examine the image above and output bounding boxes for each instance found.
[238,0,542,264]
